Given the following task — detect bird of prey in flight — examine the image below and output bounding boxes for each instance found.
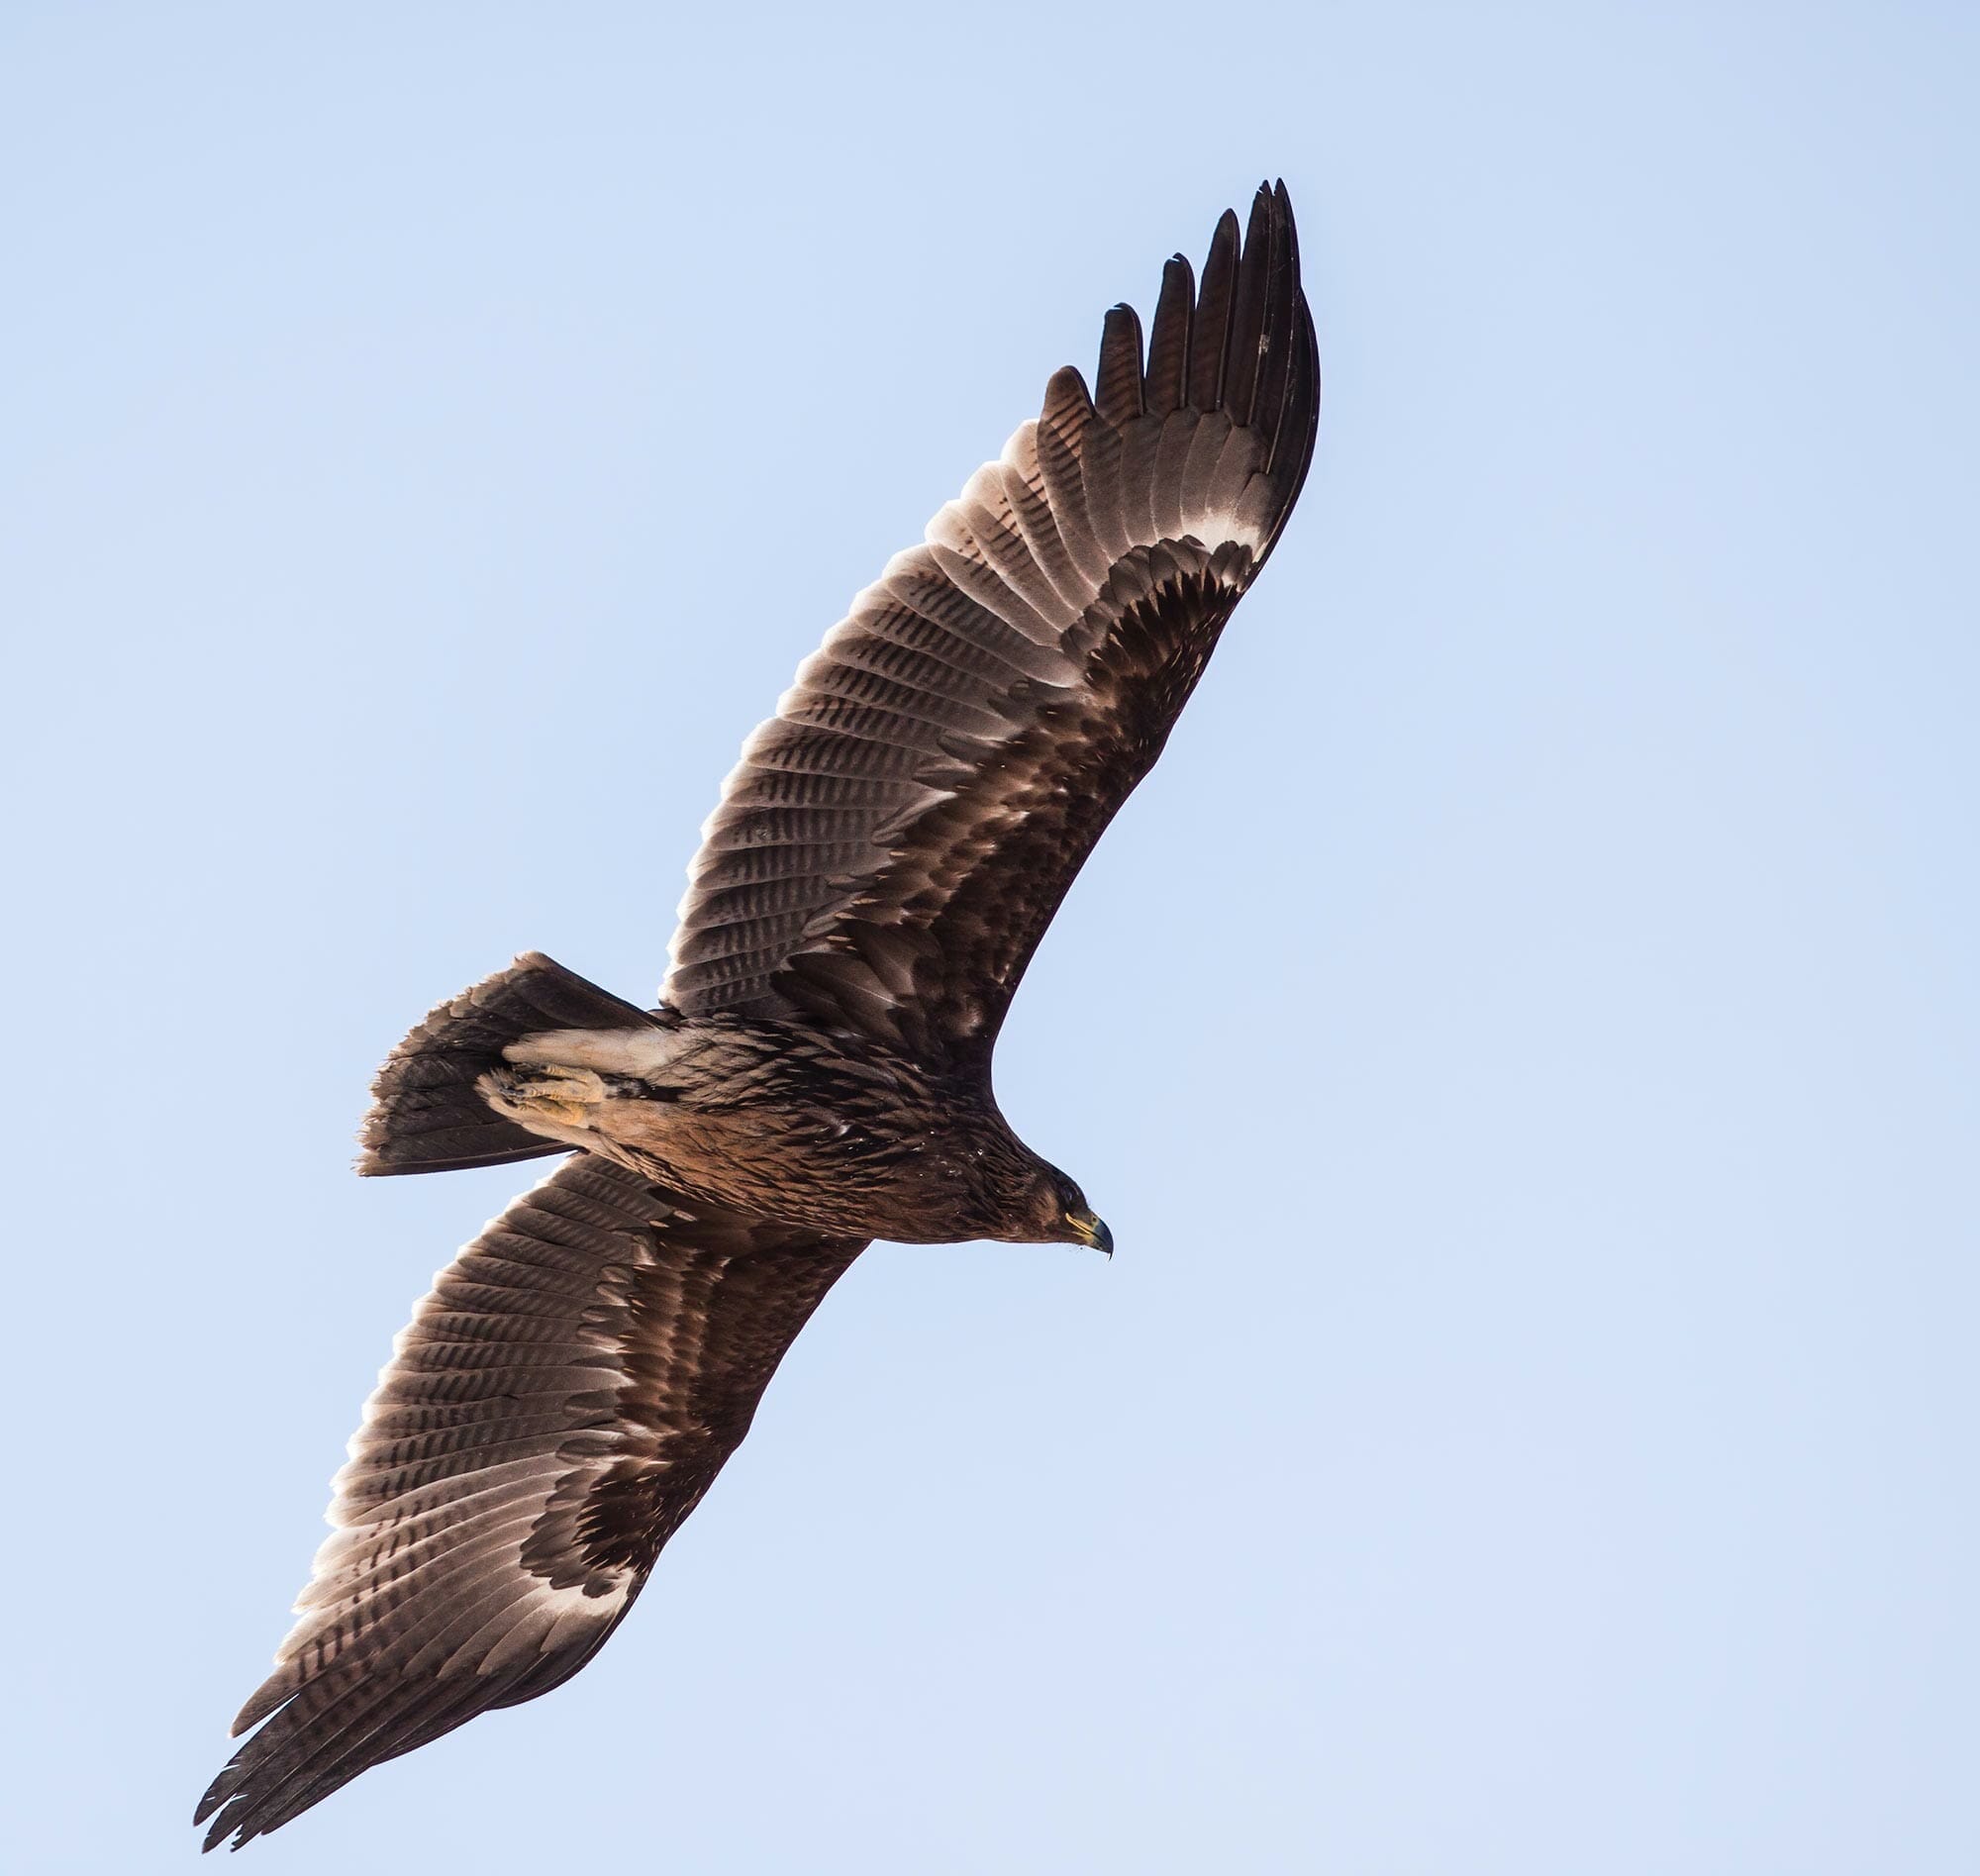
[198,181,1319,1850]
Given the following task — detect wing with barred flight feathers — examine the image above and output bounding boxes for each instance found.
[664,181,1319,1068]
[197,1157,863,1851]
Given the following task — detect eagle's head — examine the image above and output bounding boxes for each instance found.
[1033,1164,1114,1257]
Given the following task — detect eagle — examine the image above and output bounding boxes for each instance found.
[197,182,1319,1850]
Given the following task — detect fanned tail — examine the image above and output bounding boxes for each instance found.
[358,951,658,1174]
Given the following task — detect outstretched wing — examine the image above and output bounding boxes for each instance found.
[664,181,1319,1069]
[197,1156,863,1851]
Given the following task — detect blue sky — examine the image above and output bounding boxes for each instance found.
[6,3,1977,1870]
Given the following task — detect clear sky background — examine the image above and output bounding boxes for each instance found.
[5,4,1976,1871]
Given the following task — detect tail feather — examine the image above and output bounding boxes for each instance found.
[359,952,658,1175]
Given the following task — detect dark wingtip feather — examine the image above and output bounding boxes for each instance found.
[1185,208,1241,411]
[1040,362,1097,444]
[1094,304,1145,426]
[1244,181,1313,491]
[1223,184,1279,425]
[192,1780,225,1832]
[1278,289,1320,497]
[1143,253,1194,414]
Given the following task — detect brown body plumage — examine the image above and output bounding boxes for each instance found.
[473,959,1089,1243]
[199,182,1318,1851]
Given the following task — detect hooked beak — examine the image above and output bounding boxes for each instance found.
[1066,1208,1114,1258]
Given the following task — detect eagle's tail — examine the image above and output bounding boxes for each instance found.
[357,951,658,1175]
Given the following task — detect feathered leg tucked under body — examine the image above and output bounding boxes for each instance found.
[357,951,659,1176]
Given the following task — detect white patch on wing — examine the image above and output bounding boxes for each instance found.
[523,1574,632,1616]
[1182,502,1264,553]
